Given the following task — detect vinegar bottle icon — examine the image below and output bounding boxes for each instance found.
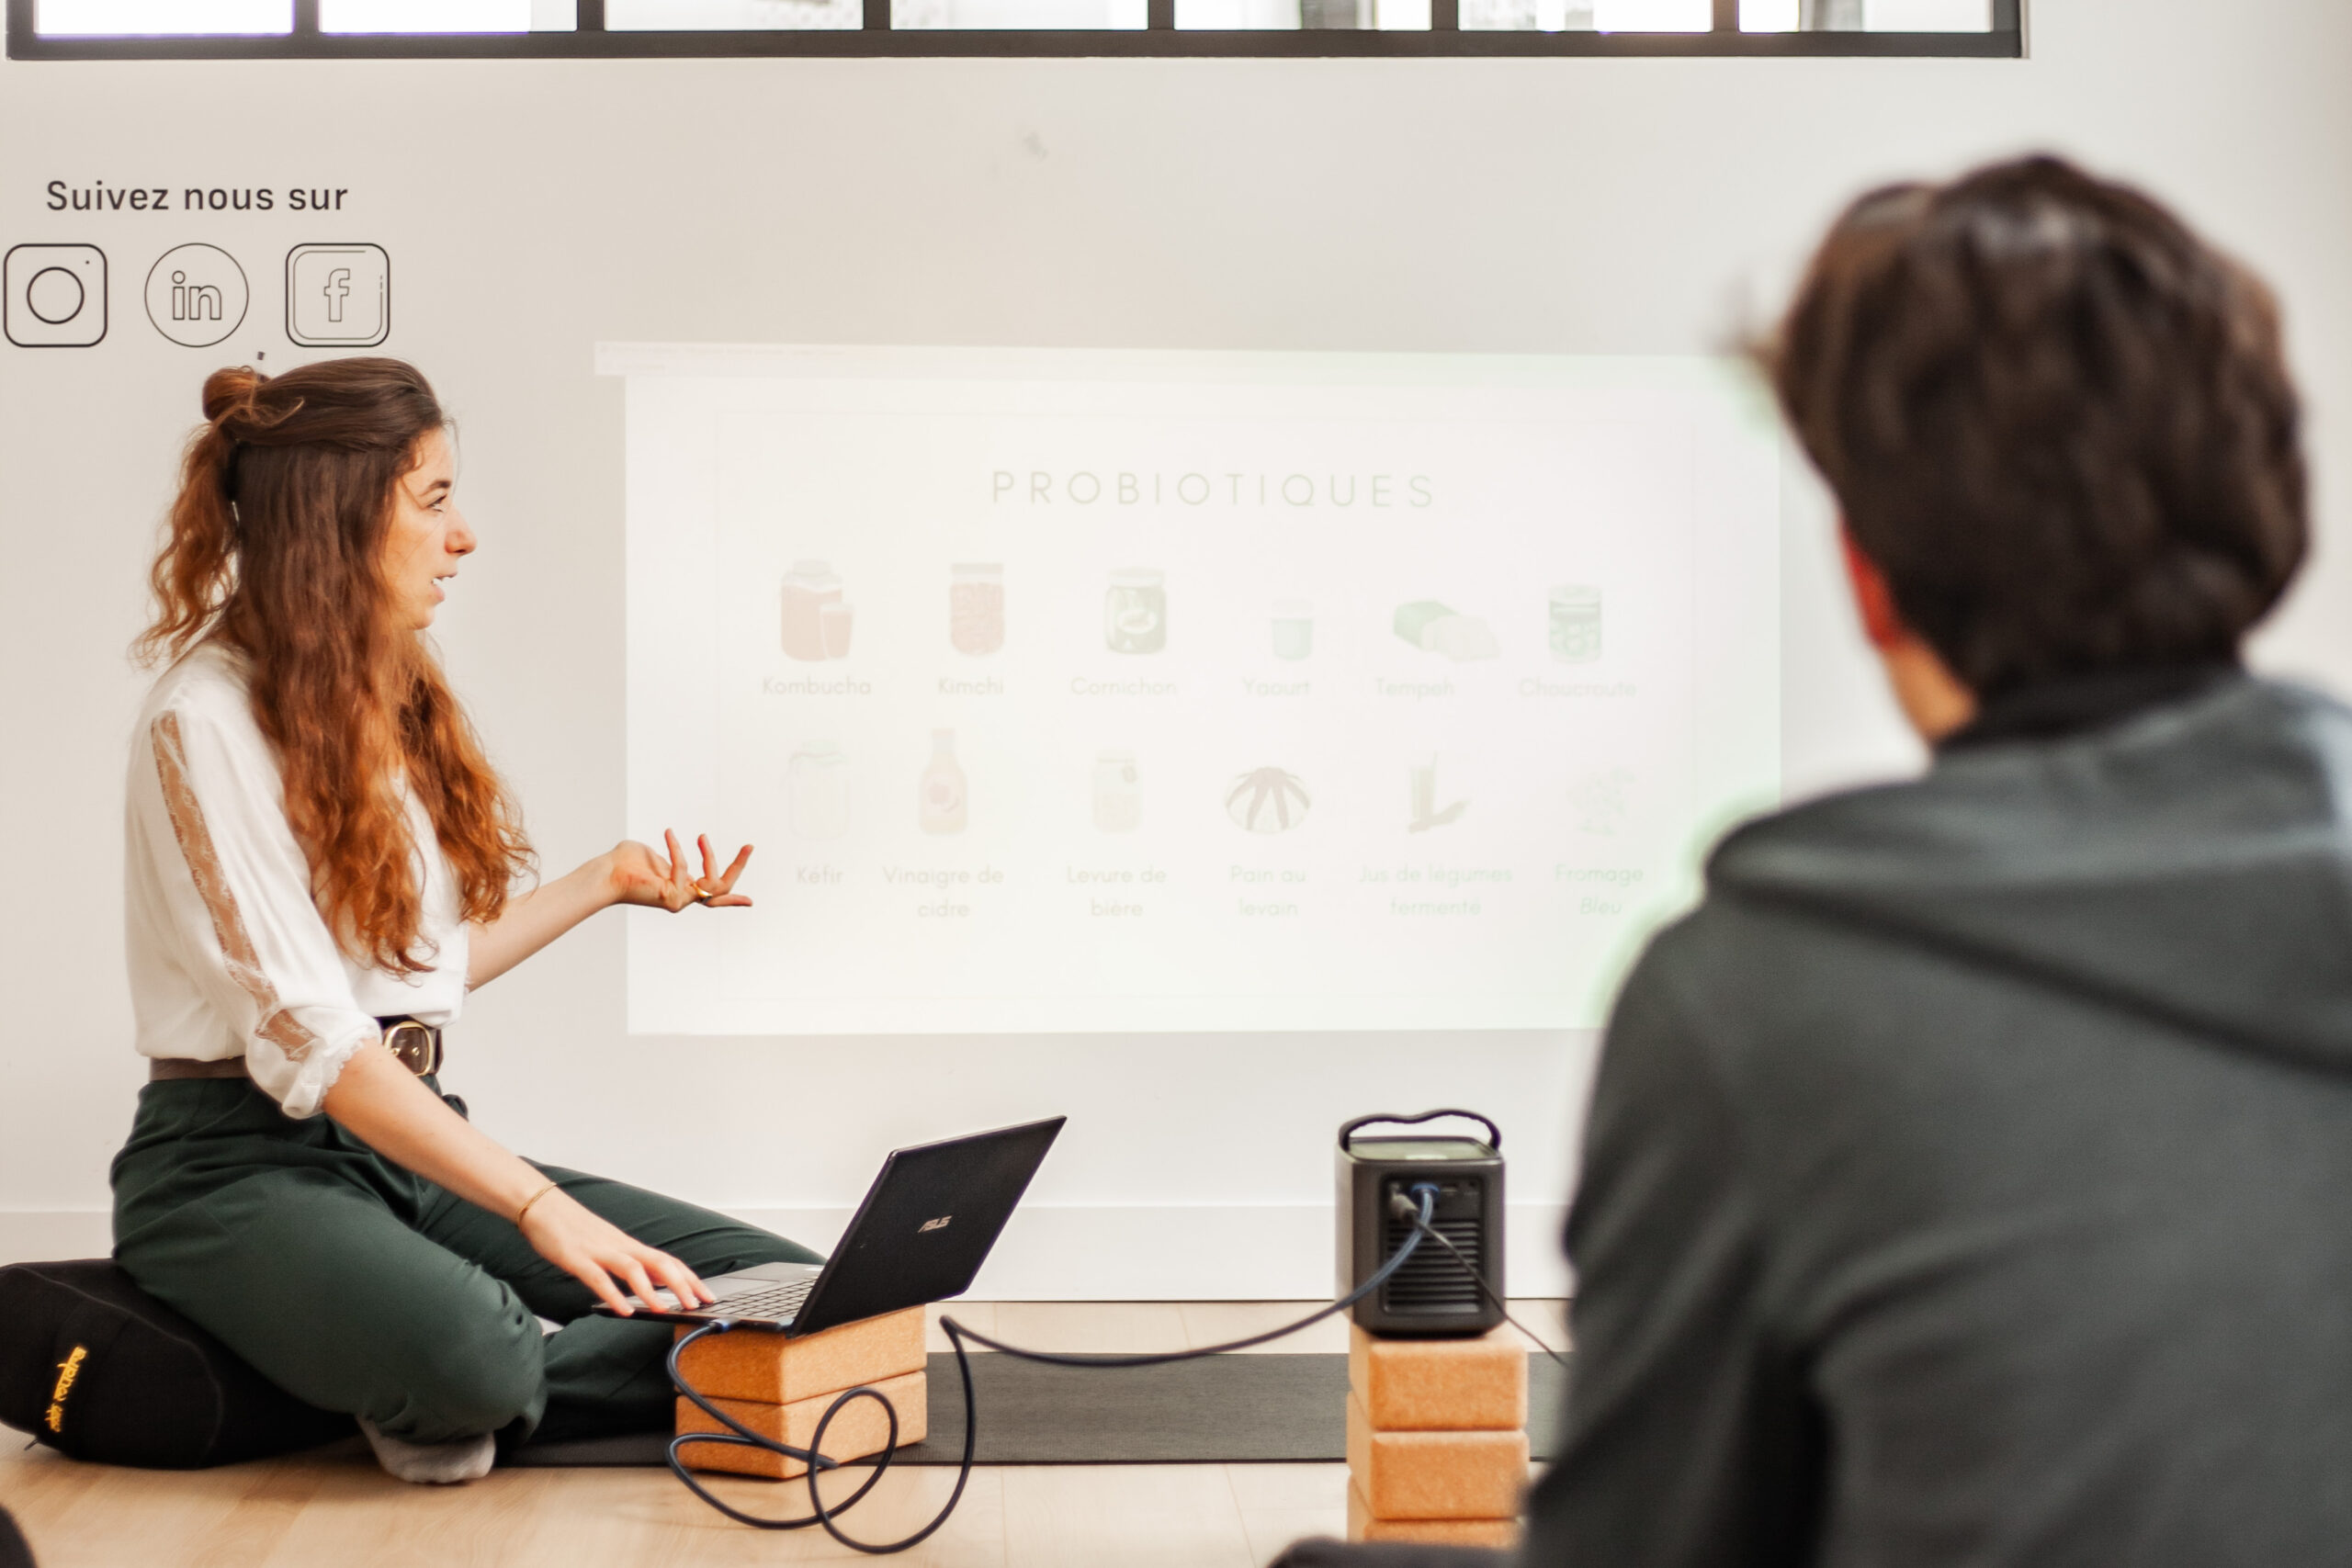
[920,729,968,835]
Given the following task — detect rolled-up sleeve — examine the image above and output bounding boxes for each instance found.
[131,702,379,1118]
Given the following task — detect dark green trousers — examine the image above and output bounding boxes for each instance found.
[110,1077,818,1446]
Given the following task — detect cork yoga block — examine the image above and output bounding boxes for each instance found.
[1348,1322,1528,1432]
[1346,1392,1530,1520]
[1347,1484,1520,1549]
[675,1368,929,1481]
[670,1306,927,1404]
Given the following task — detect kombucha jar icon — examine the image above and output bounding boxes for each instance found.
[950,563,1005,656]
[1104,568,1167,655]
[787,742,851,840]
[1093,750,1141,833]
[920,728,968,835]
[782,561,850,662]
[1271,599,1314,661]
[1548,584,1601,664]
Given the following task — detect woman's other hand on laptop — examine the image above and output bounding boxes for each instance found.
[520,1189,715,1315]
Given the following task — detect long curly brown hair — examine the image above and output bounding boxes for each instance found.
[137,357,532,975]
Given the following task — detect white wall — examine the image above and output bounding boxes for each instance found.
[4,0,2348,1295]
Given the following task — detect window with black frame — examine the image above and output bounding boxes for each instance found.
[10,0,2019,57]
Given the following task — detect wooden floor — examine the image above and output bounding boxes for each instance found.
[1,1301,1568,1568]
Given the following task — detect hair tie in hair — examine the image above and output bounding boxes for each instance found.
[220,433,245,510]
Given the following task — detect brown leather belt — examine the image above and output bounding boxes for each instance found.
[149,1017,444,1083]
[146,1056,254,1081]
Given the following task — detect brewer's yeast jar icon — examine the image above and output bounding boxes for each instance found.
[1093,750,1141,833]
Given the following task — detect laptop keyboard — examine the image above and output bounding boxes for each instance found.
[710,1278,814,1322]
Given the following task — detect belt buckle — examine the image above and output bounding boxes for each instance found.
[382,1020,441,1077]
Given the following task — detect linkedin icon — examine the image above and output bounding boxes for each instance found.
[287,244,390,348]
[144,244,248,348]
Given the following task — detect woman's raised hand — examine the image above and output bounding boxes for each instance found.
[607,831,753,912]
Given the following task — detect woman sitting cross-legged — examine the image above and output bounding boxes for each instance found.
[112,356,818,1483]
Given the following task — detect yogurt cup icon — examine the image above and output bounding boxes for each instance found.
[1271,599,1314,661]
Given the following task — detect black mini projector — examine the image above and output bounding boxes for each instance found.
[1336,1110,1505,1337]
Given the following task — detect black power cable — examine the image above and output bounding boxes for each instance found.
[1385,1189,1571,1371]
[663,1183,1528,1553]
[940,1184,1441,1370]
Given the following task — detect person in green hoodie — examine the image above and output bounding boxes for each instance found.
[1517,154,2330,1567]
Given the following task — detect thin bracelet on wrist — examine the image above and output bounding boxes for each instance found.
[515,1179,561,1227]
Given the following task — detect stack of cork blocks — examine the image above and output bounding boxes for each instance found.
[672,1306,928,1479]
[1345,1322,1530,1548]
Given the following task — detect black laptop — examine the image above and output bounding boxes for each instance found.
[597,1116,1064,1336]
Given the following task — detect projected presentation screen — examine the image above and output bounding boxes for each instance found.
[605,345,1780,1035]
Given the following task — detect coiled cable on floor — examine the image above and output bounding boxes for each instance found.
[664,1186,1441,1553]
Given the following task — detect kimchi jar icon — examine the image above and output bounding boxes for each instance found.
[1226,768,1310,834]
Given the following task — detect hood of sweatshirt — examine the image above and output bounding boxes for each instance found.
[1708,674,2352,1076]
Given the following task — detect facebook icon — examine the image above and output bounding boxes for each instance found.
[286,244,388,346]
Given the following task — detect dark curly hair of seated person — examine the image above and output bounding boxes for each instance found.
[1760,153,2307,699]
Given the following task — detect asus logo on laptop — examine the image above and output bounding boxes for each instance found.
[919,1214,953,1234]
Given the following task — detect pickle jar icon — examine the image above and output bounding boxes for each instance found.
[1104,569,1167,655]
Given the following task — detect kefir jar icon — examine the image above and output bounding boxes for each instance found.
[950,563,1005,655]
[1104,569,1167,655]
[787,742,851,840]
[1548,584,1601,664]
[782,561,850,662]
[1093,750,1141,833]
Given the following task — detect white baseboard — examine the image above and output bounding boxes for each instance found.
[674,1202,1575,1300]
[0,1203,1574,1301]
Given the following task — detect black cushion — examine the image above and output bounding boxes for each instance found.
[0,1506,33,1568]
[0,1259,350,1469]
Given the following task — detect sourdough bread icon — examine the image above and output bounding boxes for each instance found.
[1227,768,1310,834]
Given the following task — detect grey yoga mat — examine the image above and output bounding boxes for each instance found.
[504,1351,1570,1469]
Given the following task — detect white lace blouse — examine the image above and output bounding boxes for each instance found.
[124,642,469,1118]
